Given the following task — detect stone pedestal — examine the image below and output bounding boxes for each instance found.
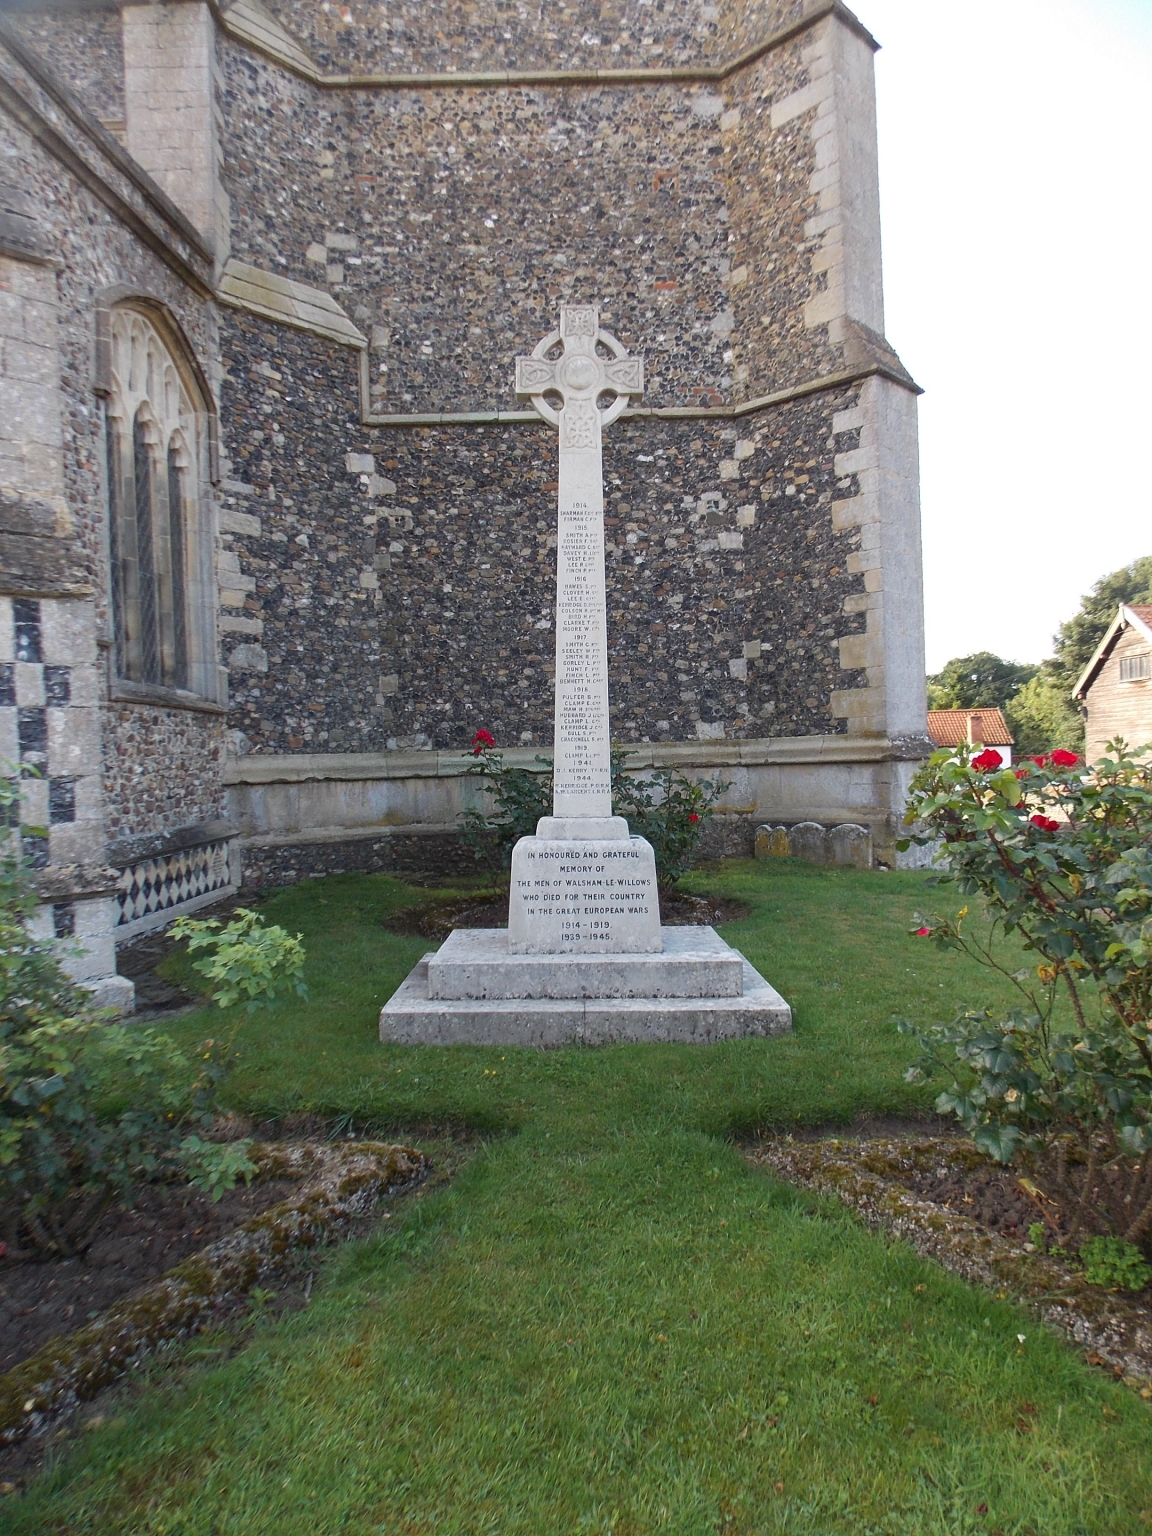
[379,926,791,1046]
[507,830,661,954]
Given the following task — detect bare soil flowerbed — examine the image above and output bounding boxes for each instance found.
[0,1177,299,1376]
[386,889,749,940]
[750,1133,1152,1388]
[0,1139,427,1460]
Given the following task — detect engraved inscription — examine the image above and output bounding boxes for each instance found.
[507,839,661,953]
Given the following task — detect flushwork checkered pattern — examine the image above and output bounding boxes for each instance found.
[115,839,235,928]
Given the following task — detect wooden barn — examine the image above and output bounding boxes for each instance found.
[1075,604,1152,762]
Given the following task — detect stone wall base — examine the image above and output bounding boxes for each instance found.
[227,735,933,890]
[239,828,481,892]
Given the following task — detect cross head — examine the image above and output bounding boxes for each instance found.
[515,305,644,448]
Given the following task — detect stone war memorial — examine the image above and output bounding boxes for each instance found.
[381,304,790,1043]
[0,0,930,1007]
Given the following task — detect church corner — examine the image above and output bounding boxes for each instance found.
[0,0,931,1005]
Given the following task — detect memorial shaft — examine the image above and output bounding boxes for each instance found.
[554,440,610,817]
[514,304,644,821]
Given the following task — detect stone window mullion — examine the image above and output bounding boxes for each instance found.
[112,410,146,681]
[166,439,189,689]
[132,410,161,686]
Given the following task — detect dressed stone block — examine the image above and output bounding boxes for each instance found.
[381,949,791,1047]
[507,833,661,954]
[428,924,743,1000]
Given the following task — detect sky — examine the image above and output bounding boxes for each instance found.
[851,0,1152,672]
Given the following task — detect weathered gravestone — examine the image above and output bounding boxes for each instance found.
[379,305,791,1045]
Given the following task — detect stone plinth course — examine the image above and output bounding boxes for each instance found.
[379,939,791,1047]
[381,304,791,1045]
[427,925,744,1001]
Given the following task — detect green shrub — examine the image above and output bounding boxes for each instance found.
[1078,1236,1151,1291]
[611,761,731,891]
[458,731,729,890]
[457,733,552,871]
[898,740,1152,1249]
[0,778,295,1259]
[170,907,307,1012]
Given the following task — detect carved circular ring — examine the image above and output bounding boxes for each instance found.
[522,325,637,428]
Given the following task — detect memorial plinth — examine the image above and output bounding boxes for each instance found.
[380,305,791,1046]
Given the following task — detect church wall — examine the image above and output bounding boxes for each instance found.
[257,0,807,78]
[7,6,125,129]
[2,125,228,848]
[2,0,928,895]
[219,62,740,416]
[206,0,926,866]
[217,302,868,754]
[100,703,226,843]
[3,13,236,854]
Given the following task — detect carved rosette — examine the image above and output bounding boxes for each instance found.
[514,303,644,447]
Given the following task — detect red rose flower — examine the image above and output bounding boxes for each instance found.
[915,926,931,937]
[1014,768,1028,780]
[971,748,1003,771]
[471,728,496,756]
[1051,749,1079,767]
[1031,755,1047,767]
[1030,814,1060,833]
[688,813,700,823]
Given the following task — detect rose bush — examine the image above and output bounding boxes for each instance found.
[897,739,1152,1253]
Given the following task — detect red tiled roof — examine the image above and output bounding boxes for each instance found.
[1128,604,1152,625]
[927,708,1015,748]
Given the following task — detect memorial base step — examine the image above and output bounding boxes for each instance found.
[379,928,792,1046]
[427,925,744,999]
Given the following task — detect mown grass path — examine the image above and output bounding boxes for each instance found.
[12,863,1152,1533]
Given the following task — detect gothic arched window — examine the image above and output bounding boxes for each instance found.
[105,307,214,698]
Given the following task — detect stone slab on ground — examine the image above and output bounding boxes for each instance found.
[380,948,791,1046]
[428,924,744,1000]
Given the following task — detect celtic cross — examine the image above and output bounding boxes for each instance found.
[515,303,644,451]
[515,305,645,822]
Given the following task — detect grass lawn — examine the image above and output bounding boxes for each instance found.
[10,861,1152,1534]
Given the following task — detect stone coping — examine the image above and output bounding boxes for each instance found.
[224,734,923,786]
[218,260,368,350]
[31,863,121,903]
[217,0,878,91]
[107,818,238,869]
[360,361,922,429]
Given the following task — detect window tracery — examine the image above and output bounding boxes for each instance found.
[104,307,212,697]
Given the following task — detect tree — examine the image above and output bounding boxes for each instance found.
[1004,671,1084,757]
[1049,556,1152,690]
[927,652,1037,711]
